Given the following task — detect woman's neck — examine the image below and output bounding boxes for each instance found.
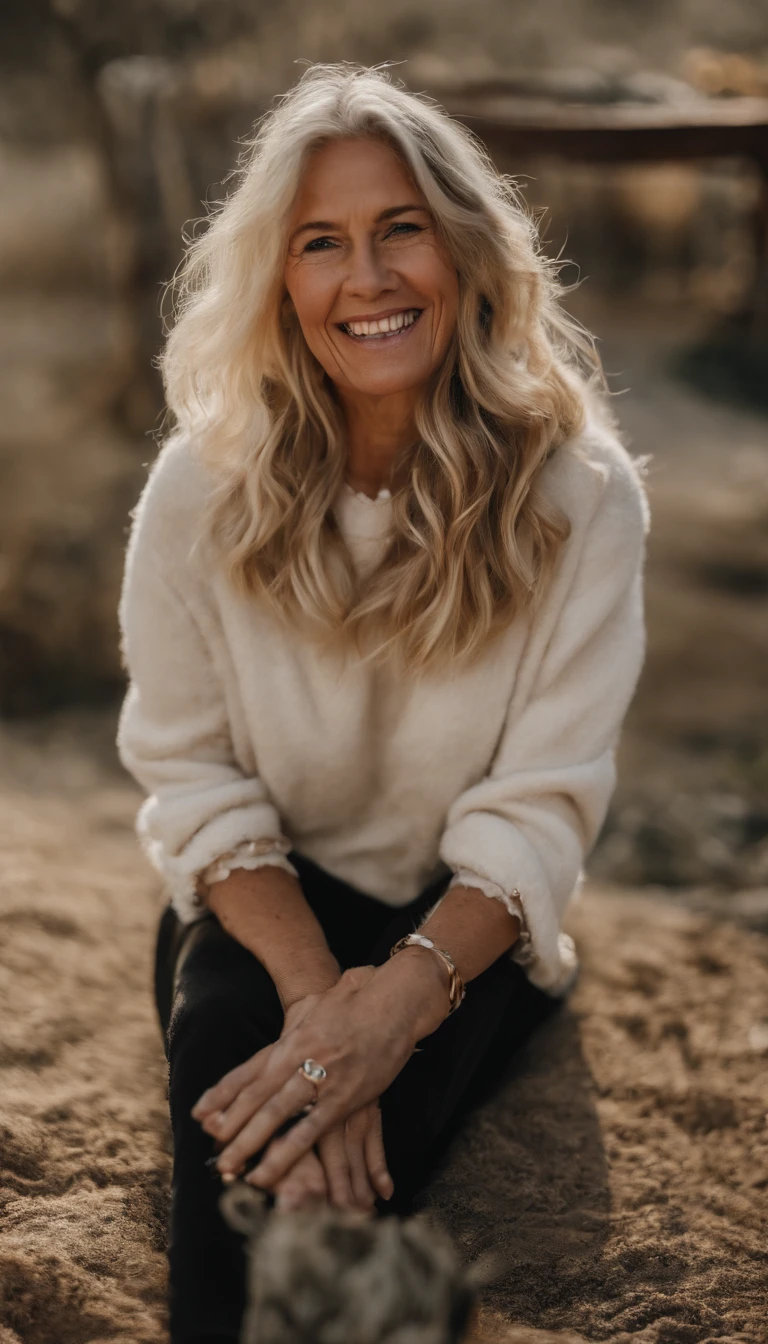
[341,390,418,499]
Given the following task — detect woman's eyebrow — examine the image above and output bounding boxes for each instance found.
[289,204,428,244]
[377,204,428,221]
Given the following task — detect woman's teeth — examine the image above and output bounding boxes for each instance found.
[341,309,422,339]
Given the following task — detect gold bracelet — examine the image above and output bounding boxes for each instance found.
[389,933,466,1014]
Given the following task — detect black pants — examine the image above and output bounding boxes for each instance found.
[155,852,563,1344]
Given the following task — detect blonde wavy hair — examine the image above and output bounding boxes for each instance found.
[161,62,603,673]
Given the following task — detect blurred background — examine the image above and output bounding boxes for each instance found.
[1,0,767,908]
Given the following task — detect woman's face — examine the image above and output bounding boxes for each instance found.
[283,137,459,401]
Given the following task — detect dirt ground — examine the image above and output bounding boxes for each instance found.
[0,717,766,1344]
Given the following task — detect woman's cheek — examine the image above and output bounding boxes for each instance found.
[303,291,340,360]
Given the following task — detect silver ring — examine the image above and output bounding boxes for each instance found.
[298,1058,327,1086]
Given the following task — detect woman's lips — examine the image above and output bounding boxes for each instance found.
[337,308,425,343]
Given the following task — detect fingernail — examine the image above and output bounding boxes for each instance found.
[203,1112,224,1132]
[192,1092,210,1115]
[221,1171,237,1185]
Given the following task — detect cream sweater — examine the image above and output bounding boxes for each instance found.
[117,419,648,997]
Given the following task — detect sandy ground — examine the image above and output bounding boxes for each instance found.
[0,721,766,1344]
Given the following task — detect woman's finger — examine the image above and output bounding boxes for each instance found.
[194,1028,312,1126]
[363,1105,393,1200]
[216,1074,324,1177]
[245,1104,338,1189]
[344,1111,376,1210]
[317,1127,356,1209]
[204,1068,316,1145]
[192,1043,276,1119]
[252,1147,327,1212]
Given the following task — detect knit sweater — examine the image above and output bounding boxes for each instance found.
[117,419,648,998]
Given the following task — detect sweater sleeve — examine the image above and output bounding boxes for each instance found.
[117,483,291,923]
[438,445,648,996]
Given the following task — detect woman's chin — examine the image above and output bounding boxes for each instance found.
[336,366,431,400]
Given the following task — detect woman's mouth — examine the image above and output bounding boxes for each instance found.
[337,308,423,341]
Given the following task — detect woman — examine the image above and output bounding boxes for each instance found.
[117,63,647,1344]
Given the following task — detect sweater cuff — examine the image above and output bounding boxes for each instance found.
[199,840,298,889]
[439,810,580,997]
[179,835,297,922]
[137,793,291,923]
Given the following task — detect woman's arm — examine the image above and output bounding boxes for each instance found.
[118,447,389,1207]
[437,443,648,994]
[367,881,523,1039]
[205,866,394,1208]
[118,446,289,921]
[205,865,341,1009]
[207,867,396,1209]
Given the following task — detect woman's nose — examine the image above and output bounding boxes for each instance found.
[343,241,397,298]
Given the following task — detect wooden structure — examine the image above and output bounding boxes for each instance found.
[442,90,768,170]
[442,90,768,334]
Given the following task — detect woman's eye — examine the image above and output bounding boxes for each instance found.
[386,222,422,240]
[300,223,423,254]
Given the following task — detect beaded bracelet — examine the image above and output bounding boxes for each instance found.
[389,933,466,1014]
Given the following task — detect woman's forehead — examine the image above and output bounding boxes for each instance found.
[291,138,423,219]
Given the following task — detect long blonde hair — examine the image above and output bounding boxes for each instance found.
[161,62,602,673]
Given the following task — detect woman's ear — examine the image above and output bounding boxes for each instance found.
[219,1181,269,1237]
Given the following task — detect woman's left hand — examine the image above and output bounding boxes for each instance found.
[191,953,448,1189]
[265,992,393,1209]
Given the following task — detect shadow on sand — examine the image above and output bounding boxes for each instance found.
[422,1005,610,1329]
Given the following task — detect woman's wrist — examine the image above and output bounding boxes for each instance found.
[373,945,453,1043]
[274,950,342,1012]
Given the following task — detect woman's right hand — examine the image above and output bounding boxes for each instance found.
[317,1101,392,1209]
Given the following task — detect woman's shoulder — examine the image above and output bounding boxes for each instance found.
[540,404,651,546]
[126,432,215,568]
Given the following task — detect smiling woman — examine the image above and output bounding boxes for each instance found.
[283,138,460,497]
[117,63,648,1344]
[284,143,459,402]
